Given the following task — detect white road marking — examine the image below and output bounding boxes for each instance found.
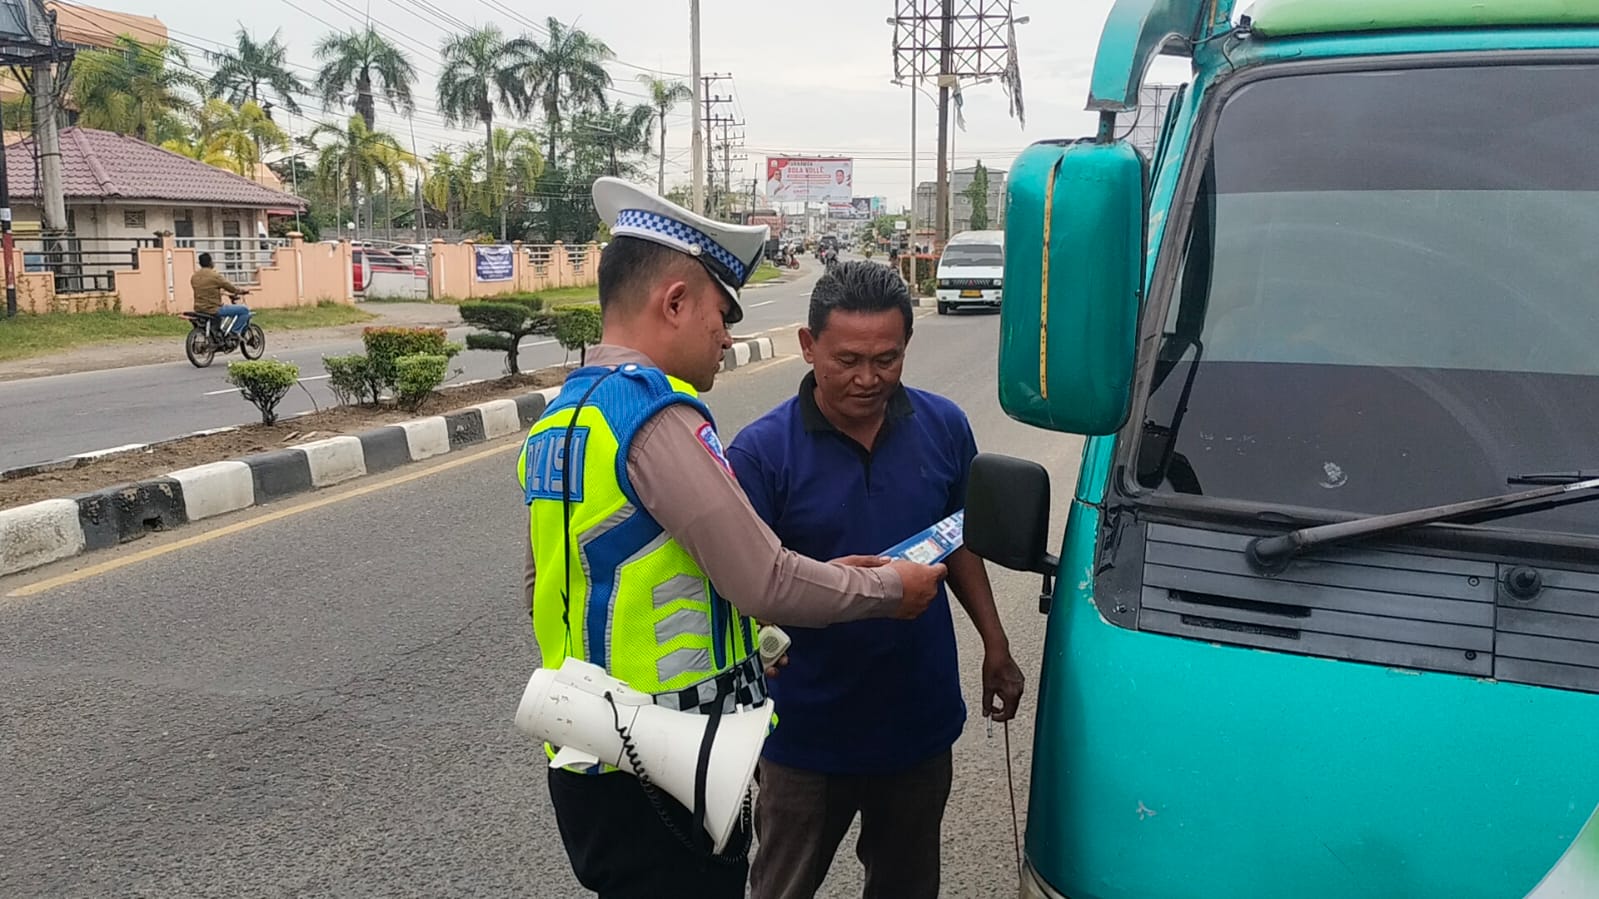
[748,300,776,308]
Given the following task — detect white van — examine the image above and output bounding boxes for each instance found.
[934,230,1005,314]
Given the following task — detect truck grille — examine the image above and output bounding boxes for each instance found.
[1135,523,1599,693]
[938,278,1000,290]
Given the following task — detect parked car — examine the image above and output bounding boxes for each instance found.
[353,248,427,298]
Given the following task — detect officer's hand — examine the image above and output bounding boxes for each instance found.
[887,560,948,619]
[764,654,789,679]
[830,554,891,568]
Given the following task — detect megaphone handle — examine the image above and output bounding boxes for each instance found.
[603,690,753,865]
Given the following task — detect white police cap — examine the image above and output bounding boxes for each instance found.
[592,176,769,324]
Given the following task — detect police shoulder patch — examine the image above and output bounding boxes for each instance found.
[695,422,734,475]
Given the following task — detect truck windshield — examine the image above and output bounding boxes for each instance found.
[1137,62,1599,538]
[941,244,1003,267]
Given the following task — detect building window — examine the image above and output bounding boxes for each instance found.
[123,209,146,228]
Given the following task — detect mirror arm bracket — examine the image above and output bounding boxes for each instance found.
[1037,553,1061,614]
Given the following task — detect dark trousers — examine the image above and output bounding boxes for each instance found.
[748,751,953,899]
[548,766,749,899]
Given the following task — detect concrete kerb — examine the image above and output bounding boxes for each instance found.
[0,336,774,579]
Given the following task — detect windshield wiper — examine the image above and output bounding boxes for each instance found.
[1245,476,1599,572]
[1508,470,1599,485]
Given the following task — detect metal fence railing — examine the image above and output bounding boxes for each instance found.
[175,236,288,285]
[16,234,158,294]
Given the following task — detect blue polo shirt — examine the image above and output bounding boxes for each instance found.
[727,372,978,775]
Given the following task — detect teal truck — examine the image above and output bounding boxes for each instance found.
[964,0,1599,896]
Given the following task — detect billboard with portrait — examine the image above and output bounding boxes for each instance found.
[766,157,853,203]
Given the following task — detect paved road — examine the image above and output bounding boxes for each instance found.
[1,304,1082,898]
[0,264,823,470]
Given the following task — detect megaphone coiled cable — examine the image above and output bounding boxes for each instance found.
[603,690,753,866]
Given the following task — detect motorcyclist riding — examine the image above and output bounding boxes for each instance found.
[191,252,250,334]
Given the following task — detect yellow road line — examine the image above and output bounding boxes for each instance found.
[6,440,520,599]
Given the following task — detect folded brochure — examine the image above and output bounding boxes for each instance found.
[880,510,965,565]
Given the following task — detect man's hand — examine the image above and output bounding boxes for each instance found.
[981,646,1026,722]
[830,554,891,568]
[887,560,948,619]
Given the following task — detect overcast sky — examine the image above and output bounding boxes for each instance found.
[85,0,1192,209]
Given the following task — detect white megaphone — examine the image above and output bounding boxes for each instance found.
[514,658,771,854]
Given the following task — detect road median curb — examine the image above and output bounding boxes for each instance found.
[0,336,776,579]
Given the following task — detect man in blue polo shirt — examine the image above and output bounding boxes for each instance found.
[729,261,1025,899]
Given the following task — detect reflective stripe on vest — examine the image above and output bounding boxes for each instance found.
[518,362,759,700]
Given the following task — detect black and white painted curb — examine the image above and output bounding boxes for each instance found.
[0,337,776,578]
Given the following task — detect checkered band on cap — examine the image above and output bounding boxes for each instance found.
[614,208,750,287]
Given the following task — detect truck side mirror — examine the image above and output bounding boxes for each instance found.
[966,453,1057,576]
[999,138,1145,435]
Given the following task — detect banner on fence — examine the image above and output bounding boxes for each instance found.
[475,244,514,281]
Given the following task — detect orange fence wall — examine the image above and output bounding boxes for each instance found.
[14,235,355,315]
[428,240,600,301]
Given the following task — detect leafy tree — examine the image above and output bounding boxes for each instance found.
[461,297,553,374]
[574,101,654,178]
[227,359,299,425]
[315,26,416,132]
[962,159,991,231]
[554,304,602,365]
[522,17,612,168]
[72,36,204,142]
[209,28,305,116]
[638,76,691,194]
[437,25,536,240]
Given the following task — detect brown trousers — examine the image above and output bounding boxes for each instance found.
[748,751,953,899]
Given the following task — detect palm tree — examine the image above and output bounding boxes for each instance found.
[423,147,476,232]
[522,17,612,167]
[72,36,205,142]
[208,28,305,117]
[312,114,418,240]
[638,76,691,194]
[482,127,544,236]
[170,99,289,177]
[437,25,535,240]
[314,27,416,132]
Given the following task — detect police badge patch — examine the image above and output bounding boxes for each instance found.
[696,422,734,475]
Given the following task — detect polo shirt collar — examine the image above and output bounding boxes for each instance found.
[798,370,914,434]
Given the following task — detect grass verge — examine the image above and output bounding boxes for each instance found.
[0,301,374,363]
[747,262,783,285]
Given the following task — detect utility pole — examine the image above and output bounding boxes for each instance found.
[935,5,953,247]
[700,75,734,218]
[31,63,65,233]
[689,0,704,214]
[1,116,13,317]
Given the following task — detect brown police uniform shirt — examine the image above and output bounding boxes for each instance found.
[523,344,904,626]
[191,268,243,315]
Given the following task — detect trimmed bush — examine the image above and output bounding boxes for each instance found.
[227,359,299,425]
[553,304,603,366]
[461,299,556,374]
[323,353,380,405]
[361,326,461,396]
[393,353,449,412]
[917,275,937,297]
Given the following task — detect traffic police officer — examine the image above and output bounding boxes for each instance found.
[520,178,949,899]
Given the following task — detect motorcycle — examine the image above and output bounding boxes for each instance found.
[180,294,265,368]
